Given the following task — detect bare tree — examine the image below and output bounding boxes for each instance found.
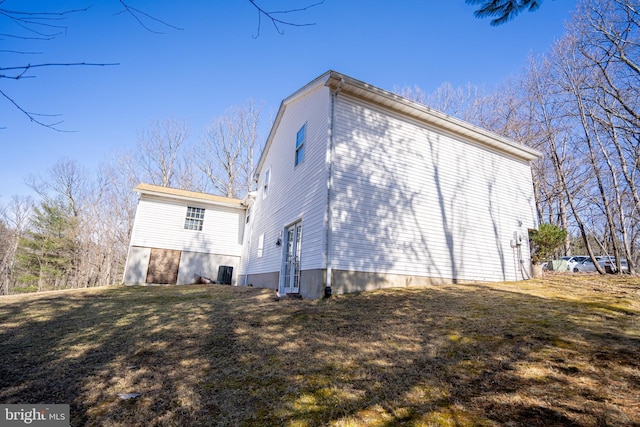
[136,118,190,188]
[501,0,640,272]
[396,82,486,123]
[21,159,95,288]
[194,100,262,198]
[99,152,140,237]
[25,158,90,218]
[526,40,610,272]
[575,0,640,216]
[0,196,33,294]
[564,0,640,272]
[14,155,138,290]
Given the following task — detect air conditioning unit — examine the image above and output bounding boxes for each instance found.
[217,266,233,285]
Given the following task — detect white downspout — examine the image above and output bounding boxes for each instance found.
[325,78,344,297]
[242,192,257,287]
[243,215,252,287]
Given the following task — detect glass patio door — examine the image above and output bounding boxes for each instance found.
[282,222,302,294]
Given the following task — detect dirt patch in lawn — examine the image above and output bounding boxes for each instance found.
[1,274,639,426]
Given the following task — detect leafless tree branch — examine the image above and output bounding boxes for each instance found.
[248,0,324,38]
[0,89,68,131]
[0,62,118,131]
[0,49,43,54]
[115,1,183,34]
[1,1,322,131]
[0,62,119,80]
[0,5,90,38]
[0,3,120,130]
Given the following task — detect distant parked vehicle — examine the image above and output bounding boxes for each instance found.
[603,257,629,274]
[572,256,607,273]
[573,259,596,273]
[560,256,589,272]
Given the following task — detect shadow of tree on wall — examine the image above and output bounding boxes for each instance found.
[330,95,531,286]
[487,173,507,280]
[0,281,638,425]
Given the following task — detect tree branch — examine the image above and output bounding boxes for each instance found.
[0,89,69,131]
[115,1,183,34]
[0,62,118,131]
[0,49,42,55]
[248,0,324,37]
[0,5,90,38]
[0,62,120,80]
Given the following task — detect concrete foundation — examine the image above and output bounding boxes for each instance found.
[123,246,240,285]
[177,251,240,285]
[238,268,462,299]
[299,269,326,299]
[331,269,456,296]
[239,271,280,290]
[122,246,151,285]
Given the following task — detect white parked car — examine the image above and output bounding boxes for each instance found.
[572,256,607,273]
[560,256,589,272]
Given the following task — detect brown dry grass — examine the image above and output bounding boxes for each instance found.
[1,274,639,426]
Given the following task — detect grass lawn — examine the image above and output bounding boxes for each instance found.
[1,274,639,426]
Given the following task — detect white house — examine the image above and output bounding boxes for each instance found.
[123,183,246,285]
[238,71,541,299]
[123,71,541,298]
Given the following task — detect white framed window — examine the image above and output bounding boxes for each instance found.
[295,124,306,166]
[184,206,205,231]
[263,168,271,199]
[257,233,265,258]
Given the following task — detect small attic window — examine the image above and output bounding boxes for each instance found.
[184,206,205,231]
[295,123,306,166]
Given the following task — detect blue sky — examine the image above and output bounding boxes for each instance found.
[1,0,577,200]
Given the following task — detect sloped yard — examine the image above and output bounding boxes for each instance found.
[1,274,639,426]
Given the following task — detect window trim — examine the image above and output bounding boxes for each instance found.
[184,206,205,231]
[295,123,306,166]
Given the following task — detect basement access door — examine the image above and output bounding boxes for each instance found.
[146,248,181,284]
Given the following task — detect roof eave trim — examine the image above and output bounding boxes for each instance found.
[135,187,244,209]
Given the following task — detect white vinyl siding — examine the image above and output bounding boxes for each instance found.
[243,84,331,275]
[330,94,536,282]
[130,195,245,256]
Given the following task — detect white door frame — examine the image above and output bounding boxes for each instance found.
[280,220,302,295]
